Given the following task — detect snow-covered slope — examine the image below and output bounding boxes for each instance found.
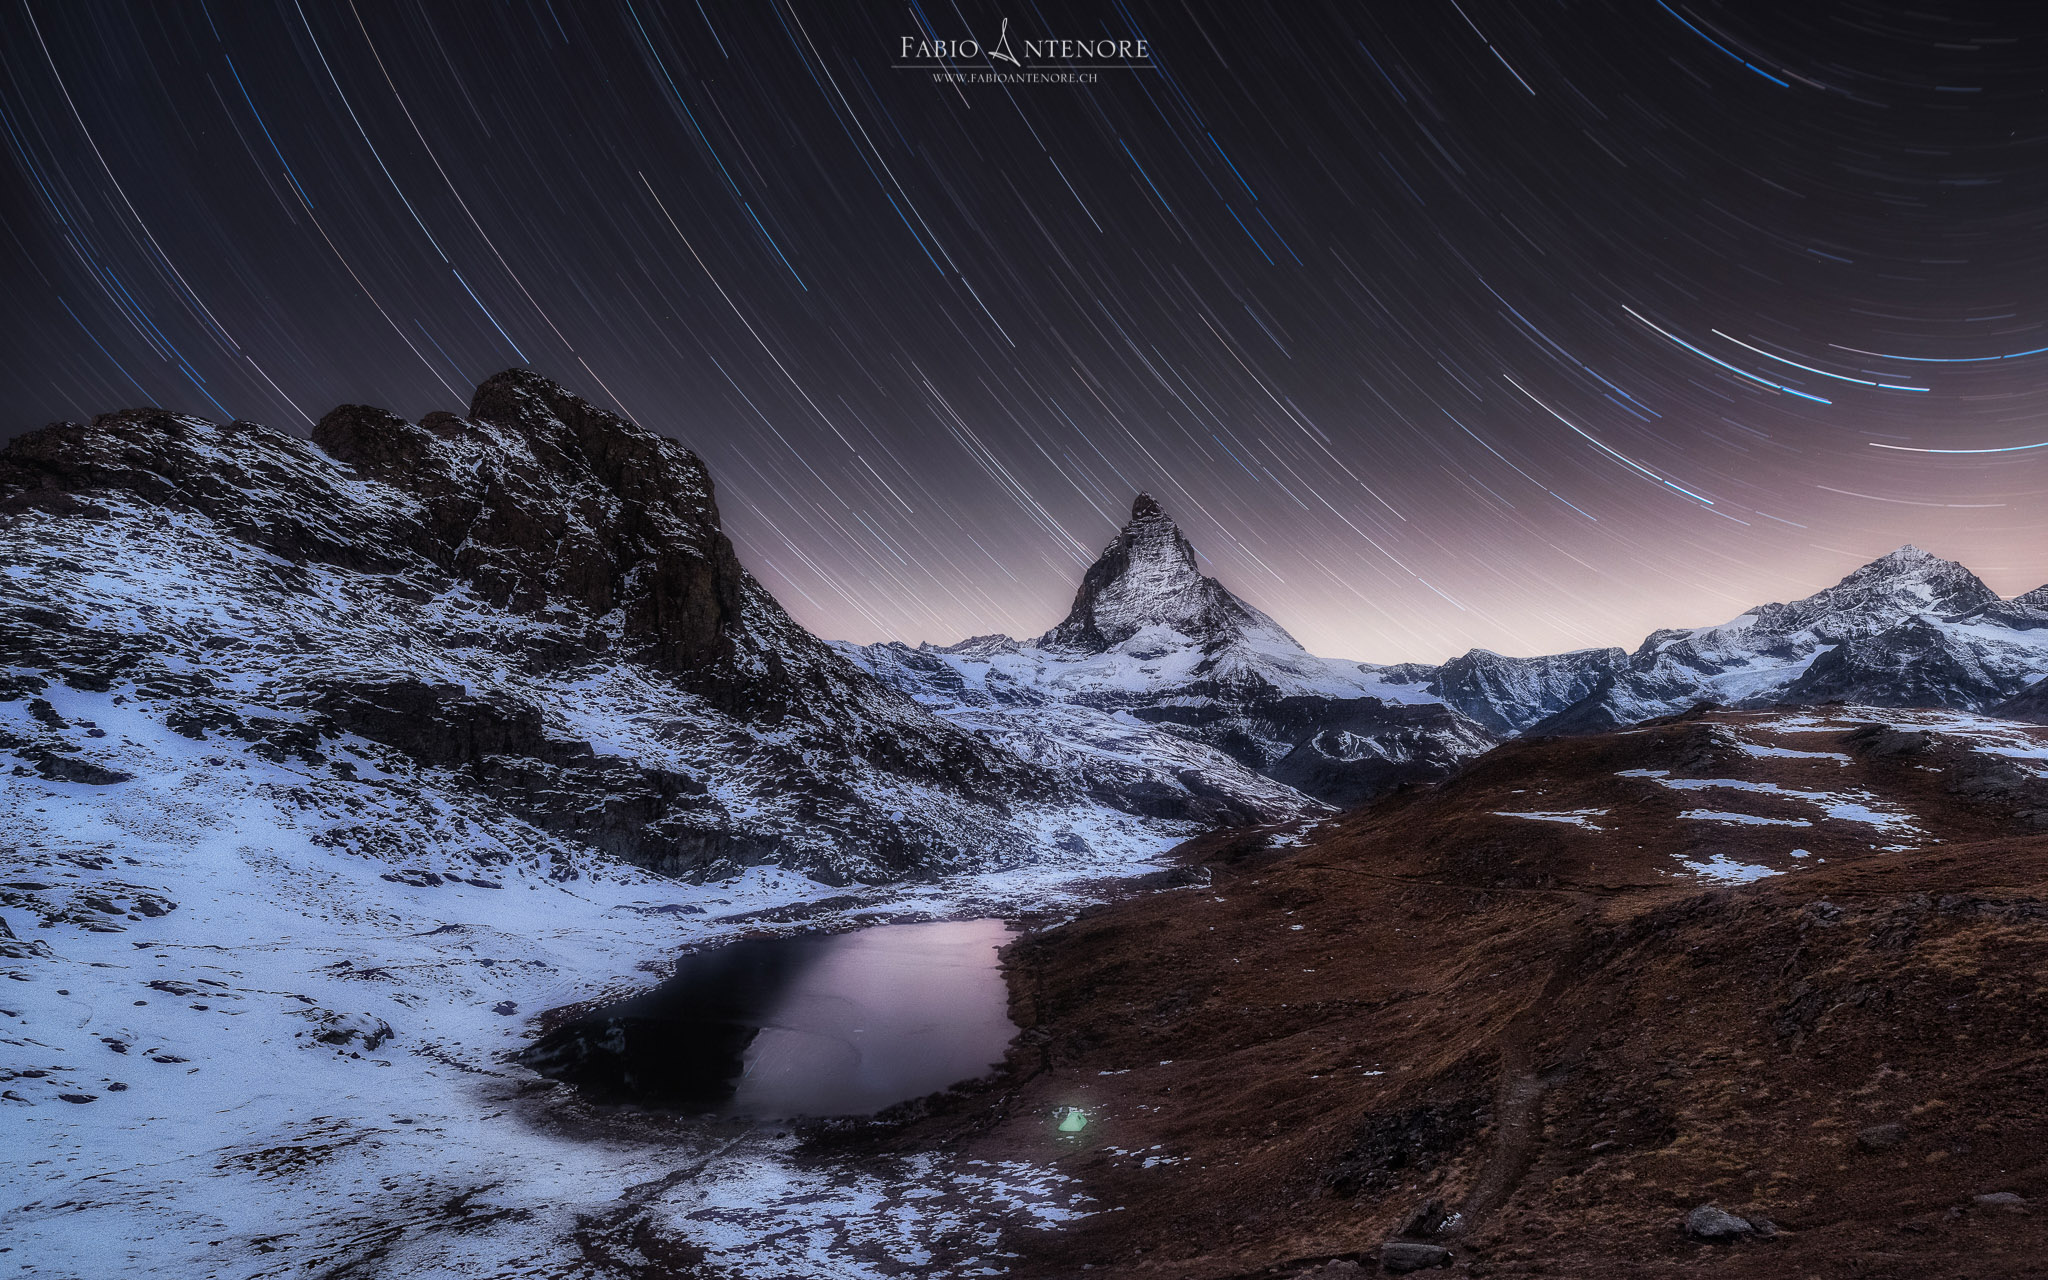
[0,672,1145,1277]
[839,640,1323,826]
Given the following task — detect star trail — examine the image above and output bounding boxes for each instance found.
[3,1,2044,662]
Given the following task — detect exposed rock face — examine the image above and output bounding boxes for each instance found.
[1997,676,2048,725]
[306,678,770,876]
[0,371,1155,884]
[1974,584,2048,631]
[1782,615,2019,709]
[1139,695,1493,809]
[313,373,751,698]
[0,408,422,572]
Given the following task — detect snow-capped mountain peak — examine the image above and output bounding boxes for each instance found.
[1809,544,1997,622]
[1038,493,1304,657]
[1679,543,2000,653]
[845,492,1496,810]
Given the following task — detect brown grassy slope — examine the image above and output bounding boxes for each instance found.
[856,711,2048,1277]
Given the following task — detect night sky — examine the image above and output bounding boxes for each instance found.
[4,2,2044,663]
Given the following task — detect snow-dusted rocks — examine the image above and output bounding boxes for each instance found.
[1411,646,1627,735]
[1973,584,2048,631]
[1352,548,2048,738]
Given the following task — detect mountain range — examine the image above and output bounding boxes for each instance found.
[6,370,2047,886]
[847,496,2048,817]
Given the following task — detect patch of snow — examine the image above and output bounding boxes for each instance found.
[1680,854,1784,882]
[1736,741,1851,765]
[1678,809,1812,827]
[1622,766,1921,835]
[1491,809,1607,830]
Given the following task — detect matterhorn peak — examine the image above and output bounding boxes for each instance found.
[1037,493,1304,656]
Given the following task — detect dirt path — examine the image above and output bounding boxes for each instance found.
[1447,910,1601,1238]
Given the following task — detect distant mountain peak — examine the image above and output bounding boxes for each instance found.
[1826,544,1993,609]
[1860,544,1950,573]
[1038,493,1302,656]
[1706,546,1994,648]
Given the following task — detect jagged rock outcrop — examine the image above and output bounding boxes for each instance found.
[313,374,753,698]
[1,407,423,572]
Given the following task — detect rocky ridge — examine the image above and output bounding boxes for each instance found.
[1476,546,2048,735]
[0,371,1208,884]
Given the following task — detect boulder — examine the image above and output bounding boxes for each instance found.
[1684,1204,1753,1242]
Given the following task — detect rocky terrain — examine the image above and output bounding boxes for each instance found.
[0,372,1240,1277]
[9,370,2030,885]
[0,371,1232,885]
[848,706,2048,1277]
[0,371,1201,1278]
